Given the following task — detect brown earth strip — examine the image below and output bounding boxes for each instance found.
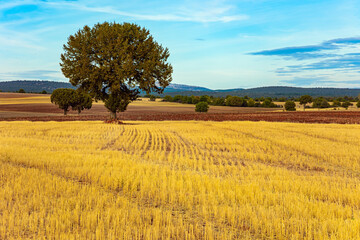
[2,111,360,124]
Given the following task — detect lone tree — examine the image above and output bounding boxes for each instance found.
[60,22,173,119]
[299,95,313,110]
[195,102,209,112]
[51,88,92,115]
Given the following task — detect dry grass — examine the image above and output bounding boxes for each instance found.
[1,121,360,239]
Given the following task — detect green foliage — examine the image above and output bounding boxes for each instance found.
[51,88,92,115]
[149,95,156,101]
[247,98,255,107]
[60,22,172,118]
[163,95,173,102]
[191,96,200,104]
[71,91,92,114]
[262,99,277,108]
[212,97,225,106]
[299,95,313,109]
[226,96,244,107]
[341,101,352,109]
[357,101,360,108]
[195,101,209,112]
[313,97,330,108]
[284,101,296,111]
[199,95,210,103]
[41,90,47,94]
[104,87,138,119]
[18,89,25,93]
[51,88,75,115]
[332,100,341,107]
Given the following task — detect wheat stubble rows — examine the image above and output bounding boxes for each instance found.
[1,121,360,239]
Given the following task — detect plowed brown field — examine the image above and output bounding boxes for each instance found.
[1,92,360,123]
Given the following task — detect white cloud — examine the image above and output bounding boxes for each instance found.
[44,1,248,23]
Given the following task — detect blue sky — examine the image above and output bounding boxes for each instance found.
[0,0,360,89]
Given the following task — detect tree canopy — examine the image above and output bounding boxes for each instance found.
[51,88,92,115]
[60,22,173,118]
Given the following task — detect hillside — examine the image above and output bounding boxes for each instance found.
[166,86,360,98]
[0,80,210,94]
[1,80,360,97]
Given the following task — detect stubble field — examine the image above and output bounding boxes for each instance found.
[1,120,360,239]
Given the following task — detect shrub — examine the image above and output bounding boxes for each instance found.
[226,96,243,107]
[342,101,352,109]
[284,101,296,111]
[163,95,172,102]
[262,99,277,108]
[18,89,25,93]
[313,97,330,108]
[199,95,210,103]
[191,96,200,104]
[195,101,209,112]
[41,90,47,94]
[247,98,255,107]
[149,95,156,101]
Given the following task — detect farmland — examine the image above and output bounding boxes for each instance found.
[2,92,360,123]
[1,121,360,239]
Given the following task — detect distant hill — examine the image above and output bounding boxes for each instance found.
[166,86,360,98]
[1,80,360,98]
[0,80,210,94]
[0,80,76,93]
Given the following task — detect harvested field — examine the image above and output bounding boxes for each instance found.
[1,92,360,124]
[1,121,360,239]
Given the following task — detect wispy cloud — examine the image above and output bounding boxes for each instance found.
[44,1,248,23]
[280,77,326,86]
[277,53,360,73]
[281,76,360,87]
[0,70,60,80]
[250,37,360,59]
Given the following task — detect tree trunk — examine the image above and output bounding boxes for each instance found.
[110,111,117,119]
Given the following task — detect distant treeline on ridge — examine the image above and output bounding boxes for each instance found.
[1,80,360,98]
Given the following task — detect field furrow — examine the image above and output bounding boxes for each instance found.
[1,121,360,239]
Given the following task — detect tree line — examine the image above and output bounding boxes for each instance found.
[160,95,280,108]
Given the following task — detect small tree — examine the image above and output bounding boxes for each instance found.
[18,89,25,93]
[299,95,313,110]
[195,102,209,112]
[284,101,296,111]
[71,91,92,114]
[51,88,92,115]
[313,97,330,109]
[41,90,47,94]
[199,95,210,103]
[226,96,243,107]
[342,101,352,110]
[332,100,341,107]
[163,95,173,102]
[247,98,255,107]
[149,95,156,101]
[51,88,75,115]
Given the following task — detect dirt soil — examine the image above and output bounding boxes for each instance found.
[1,92,360,124]
[2,110,360,124]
